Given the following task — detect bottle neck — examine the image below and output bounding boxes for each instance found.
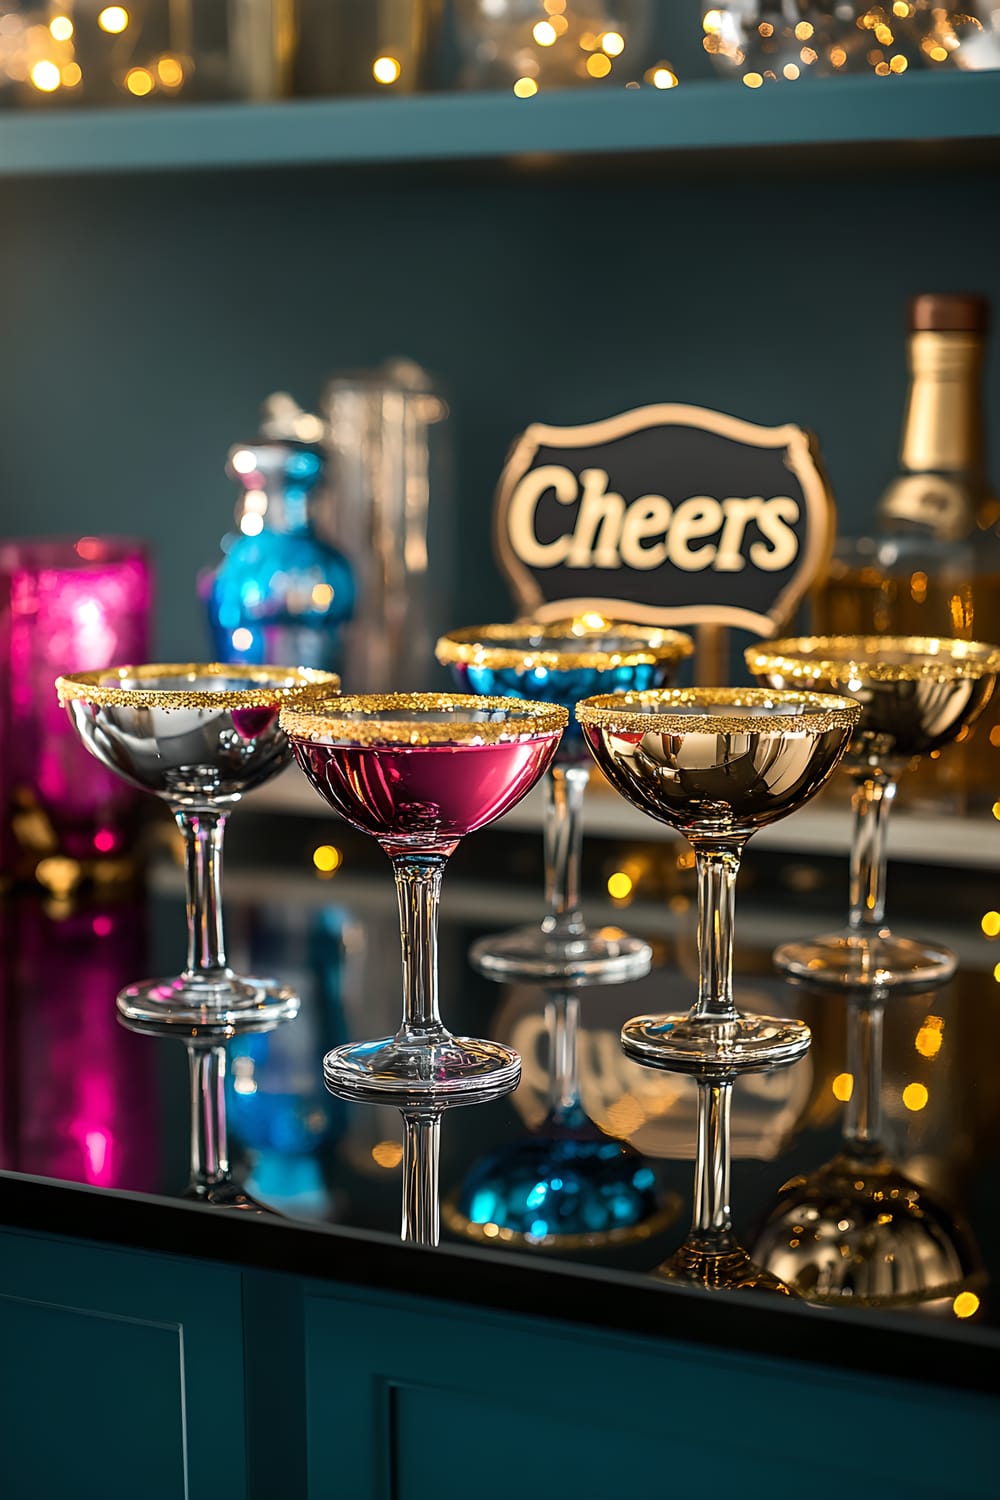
[240,489,312,537]
[877,330,987,539]
[900,331,985,477]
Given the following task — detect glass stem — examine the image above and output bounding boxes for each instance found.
[543,765,588,934]
[848,771,897,931]
[545,989,584,1126]
[400,1111,441,1247]
[693,845,743,1021]
[175,808,230,980]
[690,1076,734,1250]
[187,1041,230,1194]
[843,993,886,1159]
[392,853,448,1039]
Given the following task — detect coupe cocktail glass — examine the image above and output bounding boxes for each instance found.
[576,688,859,1073]
[436,619,693,986]
[746,636,1000,989]
[281,692,566,1100]
[752,987,984,1309]
[656,1070,794,1294]
[56,663,338,1029]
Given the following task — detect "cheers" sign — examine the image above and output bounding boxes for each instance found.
[493,404,836,636]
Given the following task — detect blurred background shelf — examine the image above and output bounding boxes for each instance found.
[0,71,998,178]
[247,768,1000,869]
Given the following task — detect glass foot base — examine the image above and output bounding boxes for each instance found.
[182,1181,280,1215]
[442,1117,680,1250]
[751,1154,983,1308]
[621,1012,811,1075]
[655,1240,794,1295]
[116,974,300,1035]
[774,930,957,991]
[470,923,652,987]
[323,1033,521,1104]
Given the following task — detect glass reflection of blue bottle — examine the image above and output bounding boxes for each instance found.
[446,992,676,1249]
[204,438,354,673]
[227,907,351,1219]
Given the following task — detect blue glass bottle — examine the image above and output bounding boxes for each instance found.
[205,438,354,671]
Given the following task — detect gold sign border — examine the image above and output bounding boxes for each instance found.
[493,403,836,639]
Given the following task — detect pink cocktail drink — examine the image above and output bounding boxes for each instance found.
[281,693,568,1100]
[294,735,558,855]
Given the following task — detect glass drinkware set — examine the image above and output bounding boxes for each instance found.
[54,623,1000,1264]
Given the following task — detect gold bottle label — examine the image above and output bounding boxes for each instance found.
[877,331,986,540]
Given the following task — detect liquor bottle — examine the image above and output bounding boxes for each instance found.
[203,399,355,674]
[321,358,450,692]
[813,294,1000,813]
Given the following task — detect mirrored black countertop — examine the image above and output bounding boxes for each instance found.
[2,804,998,1393]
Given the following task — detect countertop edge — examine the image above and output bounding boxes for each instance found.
[1,1170,995,1397]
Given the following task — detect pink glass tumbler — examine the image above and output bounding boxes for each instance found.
[0,537,152,875]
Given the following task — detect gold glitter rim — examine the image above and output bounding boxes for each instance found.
[280,692,568,745]
[575,686,860,736]
[55,662,341,709]
[746,635,1000,683]
[441,1191,681,1252]
[435,619,695,672]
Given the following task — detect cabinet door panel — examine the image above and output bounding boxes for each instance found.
[303,1286,994,1500]
[390,1381,923,1500]
[0,1293,186,1500]
[0,1227,247,1500]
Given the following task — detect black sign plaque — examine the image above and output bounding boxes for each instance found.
[493,404,836,637]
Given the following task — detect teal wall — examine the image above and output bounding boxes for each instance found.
[0,156,997,661]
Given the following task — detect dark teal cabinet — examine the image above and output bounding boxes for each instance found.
[301,1283,996,1500]
[0,1229,247,1500]
[1,1222,997,1499]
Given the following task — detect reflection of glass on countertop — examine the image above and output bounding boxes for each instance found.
[3,827,1000,1335]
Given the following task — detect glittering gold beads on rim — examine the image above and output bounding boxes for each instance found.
[435,618,694,672]
[280,692,568,746]
[746,635,1000,683]
[575,686,860,736]
[55,662,341,710]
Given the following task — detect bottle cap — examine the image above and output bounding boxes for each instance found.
[908,294,989,334]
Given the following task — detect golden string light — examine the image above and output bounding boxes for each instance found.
[953,1291,980,1319]
[312,844,342,875]
[29,59,60,91]
[125,66,154,97]
[646,63,678,89]
[157,56,184,88]
[700,3,973,82]
[902,1081,929,1112]
[372,55,400,84]
[914,1016,945,1058]
[98,6,129,34]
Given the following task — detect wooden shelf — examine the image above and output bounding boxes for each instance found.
[0,71,997,177]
